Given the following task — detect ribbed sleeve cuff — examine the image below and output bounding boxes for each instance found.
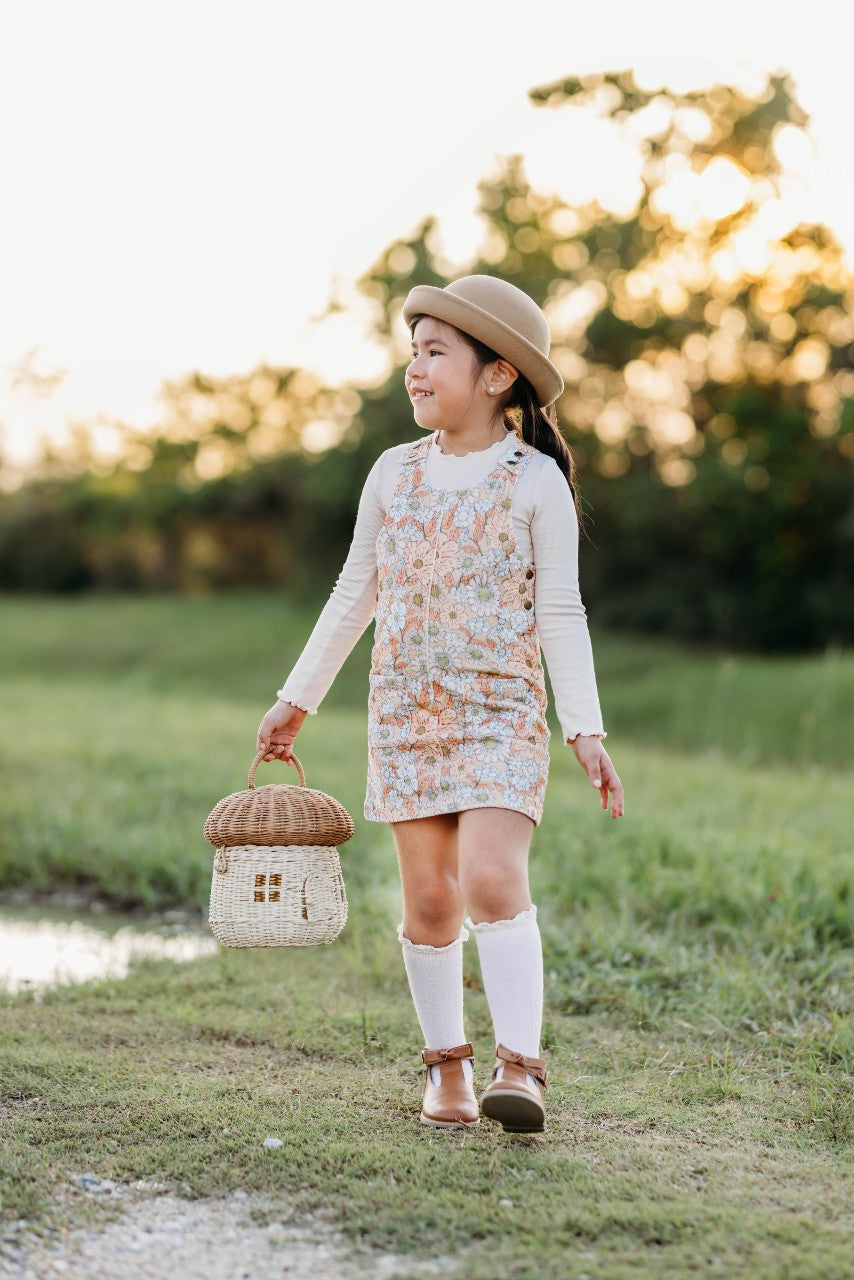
[275,689,315,714]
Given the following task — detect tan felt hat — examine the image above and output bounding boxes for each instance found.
[403,274,564,407]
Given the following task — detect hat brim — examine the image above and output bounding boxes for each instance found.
[403,285,564,407]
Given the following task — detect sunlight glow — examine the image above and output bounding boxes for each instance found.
[659,457,696,486]
[653,156,751,230]
[1,4,853,477]
[301,419,346,453]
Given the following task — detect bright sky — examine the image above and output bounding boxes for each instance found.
[0,0,850,475]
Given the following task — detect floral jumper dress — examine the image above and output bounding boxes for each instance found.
[364,432,551,826]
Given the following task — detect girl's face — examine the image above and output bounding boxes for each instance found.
[406,318,482,431]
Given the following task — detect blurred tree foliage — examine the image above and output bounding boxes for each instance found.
[351,72,854,650]
[1,70,851,648]
[0,367,365,593]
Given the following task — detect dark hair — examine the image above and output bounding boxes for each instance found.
[408,315,578,508]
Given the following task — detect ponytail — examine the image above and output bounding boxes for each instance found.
[503,375,578,510]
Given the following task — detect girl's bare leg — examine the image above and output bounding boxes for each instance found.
[391,813,477,1118]
[457,807,545,1123]
[457,807,535,923]
[390,812,464,946]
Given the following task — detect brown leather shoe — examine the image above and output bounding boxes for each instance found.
[480,1043,547,1132]
[419,1043,479,1129]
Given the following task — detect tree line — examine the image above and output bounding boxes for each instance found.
[1,70,851,651]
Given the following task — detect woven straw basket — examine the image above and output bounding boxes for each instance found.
[204,749,354,947]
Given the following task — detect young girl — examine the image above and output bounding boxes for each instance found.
[257,275,624,1134]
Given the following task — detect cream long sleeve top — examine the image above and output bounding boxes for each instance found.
[277,430,605,744]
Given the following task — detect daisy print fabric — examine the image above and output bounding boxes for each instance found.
[364,435,551,825]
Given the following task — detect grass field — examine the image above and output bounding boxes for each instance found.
[1,594,852,1279]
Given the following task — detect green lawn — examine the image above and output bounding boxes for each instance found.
[1,594,852,1279]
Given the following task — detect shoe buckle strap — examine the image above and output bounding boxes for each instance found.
[422,1042,474,1067]
[495,1043,548,1089]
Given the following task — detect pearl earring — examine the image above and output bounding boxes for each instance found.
[488,386,495,394]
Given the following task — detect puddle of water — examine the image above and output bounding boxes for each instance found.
[0,904,218,994]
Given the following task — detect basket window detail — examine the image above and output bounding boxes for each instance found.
[253,873,282,904]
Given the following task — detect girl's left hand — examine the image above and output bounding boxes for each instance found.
[569,736,624,819]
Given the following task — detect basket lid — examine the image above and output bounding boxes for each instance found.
[203,751,355,848]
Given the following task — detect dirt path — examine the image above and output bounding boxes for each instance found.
[1,1181,453,1280]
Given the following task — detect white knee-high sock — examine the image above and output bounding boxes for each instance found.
[467,905,544,1086]
[398,925,473,1084]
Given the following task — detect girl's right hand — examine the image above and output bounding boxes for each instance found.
[256,700,308,764]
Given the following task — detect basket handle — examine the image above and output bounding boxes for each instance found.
[248,749,306,789]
